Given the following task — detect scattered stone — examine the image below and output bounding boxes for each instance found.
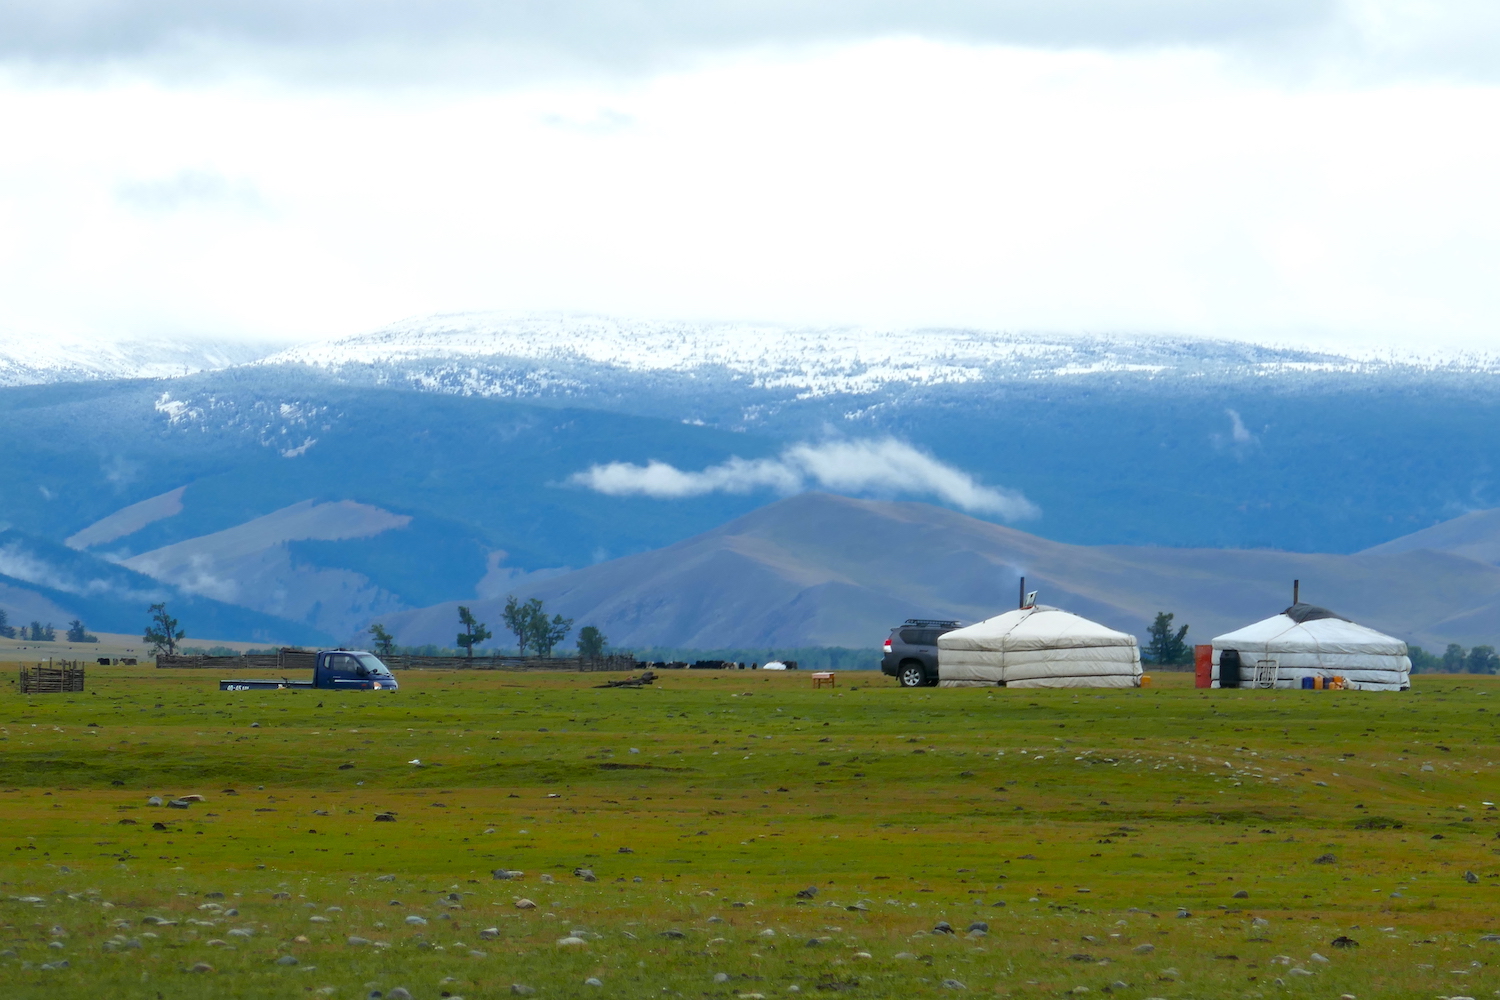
[967,921,989,933]
[795,887,818,899]
[510,986,536,996]
[933,921,954,934]
[714,972,731,983]
[573,868,597,881]
[894,952,917,960]
[557,936,585,946]
[1479,934,1500,943]
[147,796,162,806]
[1232,890,1249,899]
[758,928,776,937]
[514,899,537,910]
[376,874,396,882]
[1288,967,1314,976]
[618,846,633,854]
[347,936,372,946]
[853,951,872,959]
[1464,871,1480,884]
[661,929,686,939]
[940,979,967,990]
[387,989,414,1000]
[275,955,298,966]
[469,949,486,958]
[151,822,168,831]
[584,978,603,987]
[493,869,523,880]
[188,962,214,973]
[1133,943,1155,955]
[405,916,427,926]
[1310,952,1329,963]
[1313,854,1337,864]
[1332,936,1359,948]
[805,938,821,947]
[479,927,499,939]
[1177,910,1191,919]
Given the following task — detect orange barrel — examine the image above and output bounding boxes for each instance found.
[1194,645,1213,688]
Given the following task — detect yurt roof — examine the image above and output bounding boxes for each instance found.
[1212,604,1406,656]
[939,605,1137,652]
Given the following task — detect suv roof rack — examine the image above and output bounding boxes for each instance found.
[903,618,962,628]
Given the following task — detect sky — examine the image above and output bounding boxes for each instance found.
[2,1,1500,354]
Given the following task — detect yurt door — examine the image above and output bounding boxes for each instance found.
[1220,649,1242,689]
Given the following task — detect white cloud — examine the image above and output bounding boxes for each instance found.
[570,438,1039,520]
[3,33,1500,352]
[1226,408,1254,444]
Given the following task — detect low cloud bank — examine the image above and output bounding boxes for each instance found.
[570,438,1039,521]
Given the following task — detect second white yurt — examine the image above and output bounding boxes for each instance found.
[1210,603,1410,691]
[938,605,1142,688]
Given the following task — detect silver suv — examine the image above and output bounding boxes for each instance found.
[881,619,963,687]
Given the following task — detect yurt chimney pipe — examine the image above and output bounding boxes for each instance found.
[1019,577,1025,610]
[1294,579,1300,605]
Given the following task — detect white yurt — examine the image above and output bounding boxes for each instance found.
[1210,603,1410,691]
[938,605,1142,688]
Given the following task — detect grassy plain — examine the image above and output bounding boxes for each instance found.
[1,666,1498,999]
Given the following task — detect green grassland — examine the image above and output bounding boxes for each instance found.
[1,667,1498,999]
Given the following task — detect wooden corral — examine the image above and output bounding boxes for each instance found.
[18,662,85,693]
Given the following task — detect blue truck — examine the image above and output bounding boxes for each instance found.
[219,649,400,692]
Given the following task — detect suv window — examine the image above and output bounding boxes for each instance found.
[900,629,939,645]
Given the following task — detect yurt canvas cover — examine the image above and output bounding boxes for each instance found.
[1210,603,1410,691]
[938,606,1142,688]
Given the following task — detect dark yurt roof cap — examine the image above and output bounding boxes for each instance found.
[1282,602,1350,624]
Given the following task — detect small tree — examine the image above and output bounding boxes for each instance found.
[368,622,396,657]
[1442,643,1467,672]
[144,603,184,656]
[456,605,492,660]
[29,621,53,642]
[1144,611,1190,665]
[1466,645,1499,674]
[65,619,98,643]
[576,625,607,659]
[0,608,14,639]
[503,595,543,655]
[534,613,574,657]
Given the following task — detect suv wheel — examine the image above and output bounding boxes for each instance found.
[898,662,927,688]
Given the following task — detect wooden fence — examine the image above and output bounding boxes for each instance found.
[155,649,638,672]
[19,662,85,694]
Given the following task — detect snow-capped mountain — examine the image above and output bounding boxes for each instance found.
[0,335,284,387]
[260,312,1437,399]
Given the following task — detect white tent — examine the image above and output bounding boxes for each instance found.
[1210,604,1410,691]
[937,606,1142,688]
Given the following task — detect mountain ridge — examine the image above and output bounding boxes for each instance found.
[367,493,1500,653]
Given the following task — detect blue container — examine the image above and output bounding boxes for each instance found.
[1300,676,1316,690]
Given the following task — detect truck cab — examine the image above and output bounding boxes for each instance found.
[317,650,399,690]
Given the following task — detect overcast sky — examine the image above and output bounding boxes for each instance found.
[2,1,1499,353]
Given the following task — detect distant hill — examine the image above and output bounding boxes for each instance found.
[1362,508,1500,566]
[371,493,1500,653]
[7,316,1500,645]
